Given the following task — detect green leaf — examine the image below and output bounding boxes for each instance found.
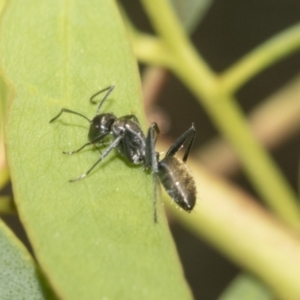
[0,1,192,299]
[218,274,273,300]
[0,75,9,133]
[0,219,53,300]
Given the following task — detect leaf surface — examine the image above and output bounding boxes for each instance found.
[0,219,52,300]
[1,1,192,299]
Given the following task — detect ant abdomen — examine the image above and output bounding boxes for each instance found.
[158,156,196,212]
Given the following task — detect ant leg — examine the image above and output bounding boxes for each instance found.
[94,144,102,155]
[89,85,115,115]
[126,114,140,124]
[90,85,115,104]
[144,123,160,171]
[165,124,195,163]
[63,142,93,155]
[69,135,122,182]
[145,123,160,222]
[49,108,91,123]
[152,174,160,223]
[93,140,113,155]
[63,133,109,155]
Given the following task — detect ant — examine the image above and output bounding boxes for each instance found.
[50,85,196,221]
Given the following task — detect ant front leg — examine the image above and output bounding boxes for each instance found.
[63,133,109,155]
[69,135,123,182]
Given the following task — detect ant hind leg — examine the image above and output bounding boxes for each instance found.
[165,124,195,163]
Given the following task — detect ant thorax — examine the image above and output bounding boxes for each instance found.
[112,118,146,165]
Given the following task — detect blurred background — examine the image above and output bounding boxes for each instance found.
[2,1,300,299]
[122,1,300,299]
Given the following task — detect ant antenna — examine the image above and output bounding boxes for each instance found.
[90,85,115,115]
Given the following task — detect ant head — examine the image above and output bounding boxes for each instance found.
[88,113,117,141]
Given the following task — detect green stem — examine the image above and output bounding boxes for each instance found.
[131,33,172,67]
[201,94,300,226]
[140,0,216,97]
[220,23,300,93]
[119,4,173,67]
[140,0,300,228]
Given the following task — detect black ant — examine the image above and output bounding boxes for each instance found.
[50,86,196,221]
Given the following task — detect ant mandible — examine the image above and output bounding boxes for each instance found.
[50,86,196,221]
